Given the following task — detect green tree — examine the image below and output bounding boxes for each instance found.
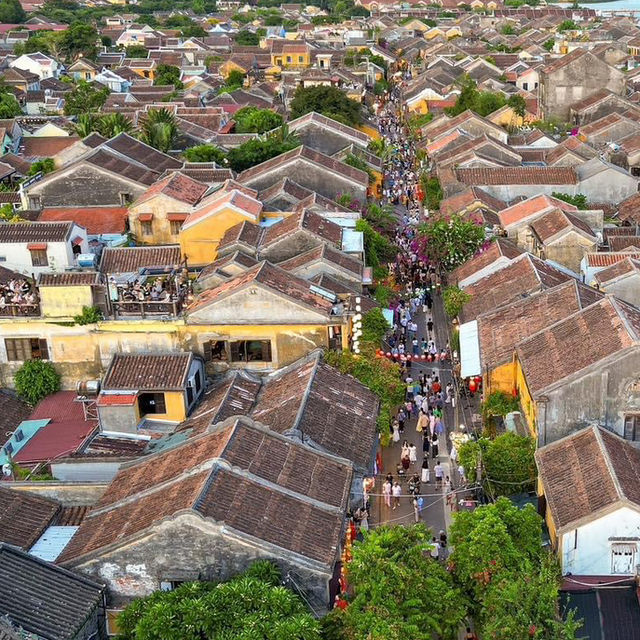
[226,129,300,172]
[0,92,22,118]
[154,63,183,88]
[344,153,373,183]
[415,213,485,271]
[139,107,177,152]
[99,112,134,138]
[501,23,516,34]
[222,69,246,91]
[551,192,588,208]
[234,30,259,45]
[448,497,543,604]
[125,44,149,58]
[458,432,536,498]
[557,19,578,31]
[325,525,468,640]
[74,113,99,138]
[289,85,362,126]
[59,22,98,60]
[14,360,61,406]
[442,285,470,319]
[182,144,226,164]
[445,75,508,117]
[116,562,321,640]
[73,305,103,325]
[421,175,443,210]
[233,106,283,133]
[0,0,26,23]
[28,158,55,175]
[63,81,109,115]
[361,307,390,346]
[355,218,396,276]
[543,39,554,51]
[507,93,526,117]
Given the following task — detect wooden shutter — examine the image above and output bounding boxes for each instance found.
[624,415,639,441]
[203,340,212,361]
[230,341,242,362]
[38,339,49,361]
[154,393,166,413]
[261,340,272,362]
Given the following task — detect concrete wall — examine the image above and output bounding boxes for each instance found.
[577,171,639,206]
[72,513,334,612]
[536,347,640,446]
[600,273,640,307]
[291,124,363,156]
[541,53,625,121]
[98,404,139,434]
[561,506,640,576]
[129,193,191,246]
[538,234,596,274]
[40,284,95,318]
[8,481,108,505]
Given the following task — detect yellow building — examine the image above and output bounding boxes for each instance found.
[37,272,103,319]
[270,43,311,68]
[96,352,205,430]
[128,172,209,245]
[179,185,264,266]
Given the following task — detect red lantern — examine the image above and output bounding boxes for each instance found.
[468,379,478,393]
[386,352,391,358]
[427,354,432,362]
[406,354,411,360]
[421,354,426,360]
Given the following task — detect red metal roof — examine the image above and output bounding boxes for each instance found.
[40,207,128,235]
[96,393,137,407]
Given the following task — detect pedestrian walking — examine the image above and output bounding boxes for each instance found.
[434,461,444,488]
[408,442,417,465]
[392,420,400,442]
[382,479,392,508]
[421,455,430,483]
[412,496,423,523]
[431,432,439,459]
[430,536,440,559]
[392,481,402,510]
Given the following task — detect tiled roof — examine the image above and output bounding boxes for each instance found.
[478,280,604,369]
[0,543,104,640]
[252,355,378,470]
[40,207,128,235]
[286,111,370,144]
[584,252,640,268]
[595,257,640,285]
[608,235,640,252]
[542,47,589,75]
[85,148,159,186]
[460,253,571,323]
[530,208,595,243]
[218,220,263,252]
[261,210,343,249]
[618,191,640,223]
[278,243,363,277]
[188,261,335,315]
[184,188,263,229]
[517,297,640,395]
[59,417,351,567]
[136,171,208,206]
[99,245,182,274]
[536,425,640,530]
[451,238,524,285]
[0,487,59,550]
[498,193,577,228]
[456,166,578,185]
[38,272,99,287]
[102,352,193,391]
[0,222,73,243]
[21,136,79,159]
[237,145,369,186]
[440,185,507,216]
[102,132,182,173]
[0,391,31,448]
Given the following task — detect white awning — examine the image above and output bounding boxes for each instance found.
[460,320,481,378]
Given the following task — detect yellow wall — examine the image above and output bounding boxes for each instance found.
[487,360,516,395]
[129,194,190,245]
[130,66,155,81]
[179,206,259,266]
[270,52,310,68]
[39,285,94,319]
[141,390,186,422]
[514,357,537,437]
[358,123,380,140]
[0,317,348,388]
[219,60,248,78]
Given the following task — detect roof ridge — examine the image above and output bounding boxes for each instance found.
[593,425,626,502]
[609,295,640,342]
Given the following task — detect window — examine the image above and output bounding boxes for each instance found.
[170,220,182,236]
[186,384,193,406]
[612,543,636,574]
[5,338,49,361]
[298,56,304,63]
[160,580,184,591]
[203,340,228,361]
[119,192,132,205]
[138,392,166,415]
[28,196,41,209]
[624,414,640,441]
[14,429,23,442]
[4,442,12,455]
[286,56,292,63]
[194,369,201,393]
[522,82,528,90]
[229,340,272,363]
[30,249,48,267]
[141,220,153,236]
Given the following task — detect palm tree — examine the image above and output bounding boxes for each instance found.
[74,113,98,138]
[98,112,133,138]
[139,108,178,153]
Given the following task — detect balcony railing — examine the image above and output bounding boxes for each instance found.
[111,295,186,319]
[0,303,40,317]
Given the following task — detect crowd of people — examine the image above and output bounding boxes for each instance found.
[108,273,190,307]
[0,278,38,313]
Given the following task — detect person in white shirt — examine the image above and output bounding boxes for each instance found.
[392,481,402,510]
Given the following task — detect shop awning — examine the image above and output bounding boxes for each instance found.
[27,243,47,250]
[460,320,481,378]
[138,214,153,222]
[71,236,83,246]
[167,213,188,221]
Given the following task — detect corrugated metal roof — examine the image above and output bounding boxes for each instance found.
[0,420,49,467]
[29,526,79,562]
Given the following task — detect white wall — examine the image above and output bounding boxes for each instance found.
[561,505,640,576]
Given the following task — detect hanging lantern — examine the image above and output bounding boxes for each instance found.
[427,354,432,362]
[406,354,411,360]
[386,352,391,358]
[469,379,478,393]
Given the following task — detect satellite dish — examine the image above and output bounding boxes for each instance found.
[2,463,12,477]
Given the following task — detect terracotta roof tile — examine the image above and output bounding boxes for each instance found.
[498,193,577,228]
[184,189,263,229]
[0,487,59,549]
[530,208,595,243]
[595,257,640,284]
[218,220,263,253]
[99,245,182,274]
[440,186,507,216]
[136,172,208,206]
[584,252,640,268]
[102,353,192,391]
[456,166,578,186]
[478,280,604,369]
[460,254,571,323]
[517,297,639,395]
[278,243,363,278]
[451,238,524,285]
[40,207,128,235]
[261,210,343,249]
[536,426,640,531]
[38,272,99,286]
